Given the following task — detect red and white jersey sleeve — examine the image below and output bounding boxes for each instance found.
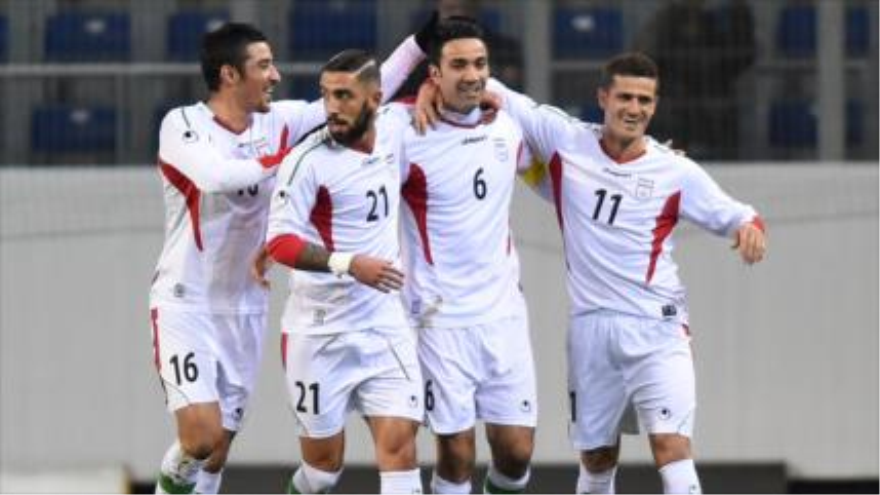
[399,106,527,327]
[494,82,760,323]
[267,105,411,334]
[149,99,320,314]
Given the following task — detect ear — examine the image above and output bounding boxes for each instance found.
[221,65,240,85]
[428,64,441,85]
[596,87,607,110]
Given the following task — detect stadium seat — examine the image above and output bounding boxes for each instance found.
[289,75,321,101]
[32,104,117,153]
[581,103,603,124]
[777,5,870,58]
[167,10,229,61]
[552,7,623,59]
[0,15,8,62]
[44,11,131,62]
[289,0,377,60]
[846,6,869,57]
[769,100,816,147]
[769,98,864,148]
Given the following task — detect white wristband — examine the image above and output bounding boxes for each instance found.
[327,252,354,277]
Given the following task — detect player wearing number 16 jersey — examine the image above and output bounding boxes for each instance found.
[265,51,423,495]
[148,24,425,494]
[492,53,767,494]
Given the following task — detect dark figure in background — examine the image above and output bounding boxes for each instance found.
[394,0,523,98]
[636,0,755,158]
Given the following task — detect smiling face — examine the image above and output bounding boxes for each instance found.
[597,74,658,146]
[320,70,380,146]
[231,41,280,114]
[430,37,489,114]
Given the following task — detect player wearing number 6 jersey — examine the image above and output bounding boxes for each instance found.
[149,23,425,494]
[264,51,423,495]
[400,17,537,495]
[490,53,767,493]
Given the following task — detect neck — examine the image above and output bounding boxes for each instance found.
[207,93,250,133]
[600,134,646,164]
[348,127,377,155]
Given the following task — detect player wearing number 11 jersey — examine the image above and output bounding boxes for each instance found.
[492,52,767,494]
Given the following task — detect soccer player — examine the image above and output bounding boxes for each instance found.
[264,50,423,494]
[149,23,426,494]
[484,52,767,493]
[399,17,536,494]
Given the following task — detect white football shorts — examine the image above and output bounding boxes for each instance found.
[282,326,424,439]
[149,307,266,431]
[418,314,537,435]
[567,309,695,451]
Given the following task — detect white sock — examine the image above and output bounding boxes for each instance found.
[195,469,223,494]
[576,462,617,494]
[156,441,203,494]
[379,468,423,494]
[431,470,471,494]
[659,459,701,494]
[484,463,529,494]
[290,462,342,494]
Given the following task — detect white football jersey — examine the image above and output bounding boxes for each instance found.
[399,106,528,327]
[149,35,426,314]
[268,105,411,334]
[496,81,760,323]
[150,100,323,314]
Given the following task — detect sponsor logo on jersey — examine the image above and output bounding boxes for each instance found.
[493,137,509,162]
[461,134,487,146]
[662,304,677,317]
[313,309,326,326]
[182,130,199,143]
[602,166,631,178]
[173,283,186,298]
[408,395,419,409]
[659,407,672,420]
[520,399,532,413]
[636,178,654,200]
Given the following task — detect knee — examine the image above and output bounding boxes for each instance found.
[582,446,619,473]
[436,434,476,482]
[650,434,692,468]
[202,434,232,472]
[492,439,533,478]
[178,423,224,461]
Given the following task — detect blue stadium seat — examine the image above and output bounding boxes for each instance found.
[289,75,320,101]
[777,5,870,58]
[167,10,229,61]
[289,0,376,60]
[0,15,8,62]
[846,6,869,57]
[769,100,816,147]
[553,7,623,59]
[32,105,117,153]
[770,99,864,148]
[45,11,130,62]
[581,103,603,124]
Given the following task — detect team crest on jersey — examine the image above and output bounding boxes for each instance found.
[493,137,508,162]
[635,177,654,200]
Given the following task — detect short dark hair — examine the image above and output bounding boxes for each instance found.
[428,16,486,66]
[200,22,268,92]
[600,52,660,92]
[321,49,380,85]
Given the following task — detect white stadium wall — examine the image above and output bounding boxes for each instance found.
[0,164,877,482]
